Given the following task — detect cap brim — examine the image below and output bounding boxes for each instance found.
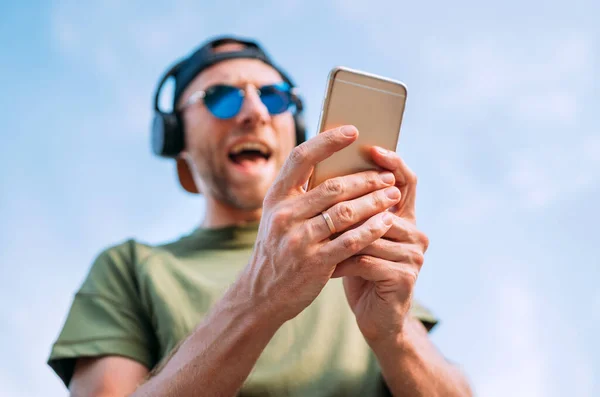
[176,157,199,194]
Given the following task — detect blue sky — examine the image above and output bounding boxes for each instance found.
[1,1,599,396]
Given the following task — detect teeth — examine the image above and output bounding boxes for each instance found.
[230,142,270,155]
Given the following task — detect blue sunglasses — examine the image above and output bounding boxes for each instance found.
[180,82,298,119]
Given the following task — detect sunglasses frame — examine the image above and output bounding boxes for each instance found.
[178,82,299,118]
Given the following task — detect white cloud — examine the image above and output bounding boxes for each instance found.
[556,338,597,397]
[50,0,207,63]
[472,271,597,397]
[413,31,598,214]
[514,93,578,125]
[0,196,92,397]
[507,134,600,209]
[48,0,311,138]
[420,33,594,127]
[447,251,600,397]
[1,297,73,397]
[50,0,308,76]
[48,0,216,137]
[0,372,25,397]
[434,156,502,224]
[436,131,600,219]
[475,277,548,397]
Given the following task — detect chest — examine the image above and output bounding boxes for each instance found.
[138,250,385,396]
[140,249,250,348]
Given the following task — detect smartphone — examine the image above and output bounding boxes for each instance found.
[306,66,408,190]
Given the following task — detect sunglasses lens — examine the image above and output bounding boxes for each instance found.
[260,83,293,115]
[204,85,243,119]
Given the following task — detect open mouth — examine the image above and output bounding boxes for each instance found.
[228,141,272,168]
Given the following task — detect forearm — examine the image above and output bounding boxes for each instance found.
[132,280,283,397]
[371,317,473,397]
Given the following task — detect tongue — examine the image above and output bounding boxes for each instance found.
[233,153,267,167]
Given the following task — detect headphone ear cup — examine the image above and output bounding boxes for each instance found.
[152,112,184,158]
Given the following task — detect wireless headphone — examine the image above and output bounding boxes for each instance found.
[151,36,307,159]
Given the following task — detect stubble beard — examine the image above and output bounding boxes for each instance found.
[197,151,269,212]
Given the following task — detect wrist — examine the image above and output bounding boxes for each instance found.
[360,308,409,349]
[365,315,411,355]
[225,267,289,331]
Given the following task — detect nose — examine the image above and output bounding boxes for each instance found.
[235,85,270,129]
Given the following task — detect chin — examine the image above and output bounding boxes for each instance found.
[225,183,271,211]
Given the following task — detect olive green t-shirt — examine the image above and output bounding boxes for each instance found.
[48,222,438,396]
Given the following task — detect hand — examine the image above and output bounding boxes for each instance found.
[240,126,402,324]
[332,146,429,343]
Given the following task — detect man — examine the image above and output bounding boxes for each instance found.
[48,35,472,396]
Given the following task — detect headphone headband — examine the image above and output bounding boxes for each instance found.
[153,60,185,113]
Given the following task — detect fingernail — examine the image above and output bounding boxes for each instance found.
[385,186,400,199]
[383,212,394,225]
[380,172,395,184]
[375,146,389,155]
[341,126,357,137]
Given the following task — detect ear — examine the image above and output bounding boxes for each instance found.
[176,153,202,194]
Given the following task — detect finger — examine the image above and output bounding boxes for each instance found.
[369,147,417,222]
[291,169,395,219]
[329,213,415,240]
[356,240,425,267]
[331,255,418,286]
[308,185,401,242]
[319,211,394,266]
[272,125,359,196]
[382,217,429,251]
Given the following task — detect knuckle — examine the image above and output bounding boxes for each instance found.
[421,234,430,251]
[412,251,425,267]
[407,171,418,185]
[366,172,381,189]
[289,144,308,165]
[372,190,386,208]
[367,218,383,236]
[414,230,429,250]
[323,178,344,196]
[397,270,417,290]
[304,221,318,242]
[286,233,303,251]
[342,234,360,252]
[271,207,292,228]
[323,129,339,145]
[317,129,339,149]
[357,254,373,267]
[368,239,382,252]
[264,182,283,204]
[335,203,355,224]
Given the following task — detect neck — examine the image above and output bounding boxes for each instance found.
[201,195,263,229]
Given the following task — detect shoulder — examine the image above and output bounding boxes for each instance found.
[47,237,181,388]
[80,235,187,293]
[93,237,173,264]
[81,239,148,287]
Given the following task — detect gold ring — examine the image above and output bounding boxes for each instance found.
[321,211,336,234]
